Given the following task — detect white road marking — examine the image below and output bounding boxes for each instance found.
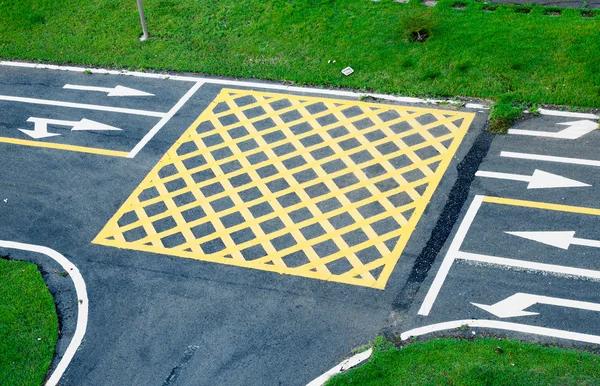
[501,151,600,168]
[0,95,166,117]
[306,348,373,386]
[472,292,600,318]
[400,319,600,345]
[0,61,491,110]
[418,195,485,316]
[19,117,121,139]
[64,84,154,97]
[475,169,590,189]
[0,241,88,386]
[538,108,598,120]
[456,251,600,280]
[126,81,203,158]
[508,120,598,140]
[507,230,600,250]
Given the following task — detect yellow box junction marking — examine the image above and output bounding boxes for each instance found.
[94,89,474,289]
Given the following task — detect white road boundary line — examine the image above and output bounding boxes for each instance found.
[127,81,203,158]
[538,108,598,120]
[457,251,600,280]
[0,241,88,386]
[306,348,373,386]
[307,315,600,385]
[418,195,485,316]
[4,61,599,118]
[0,61,488,110]
[400,319,600,345]
[501,151,600,168]
[0,94,166,118]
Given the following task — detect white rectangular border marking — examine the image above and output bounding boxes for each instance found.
[127,81,203,158]
[417,195,485,316]
[501,151,600,167]
[457,251,600,280]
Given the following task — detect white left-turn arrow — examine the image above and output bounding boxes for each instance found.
[472,293,600,318]
[506,230,600,250]
[508,120,598,140]
[19,117,121,139]
[64,84,154,97]
[475,169,590,189]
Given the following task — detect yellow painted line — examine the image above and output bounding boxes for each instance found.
[483,196,600,216]
[94,88,476,289]
[0,136,129,157]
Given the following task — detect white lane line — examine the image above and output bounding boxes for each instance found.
[127,81,203,158]
[538,108,598,120]
[400,319,600,345]
[0,95,166,118]
[306,348,373,386]
[0,61,490,110]
[0,241,88,386]
[501,151,600,168]
[456,251,600,280]
[418,195,485,316]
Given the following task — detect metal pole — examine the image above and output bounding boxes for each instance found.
[136,0,149,41]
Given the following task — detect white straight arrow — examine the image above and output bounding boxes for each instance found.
[508,120,598,139]
[506,230,600,250]
[475,169,590,189]
[19,117,121,139]
[472,293,600,318]
[64,84,154,97]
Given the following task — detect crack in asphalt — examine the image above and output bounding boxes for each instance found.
[162,345,200,386]
[387,129,494,329]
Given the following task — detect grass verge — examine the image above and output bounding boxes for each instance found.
[1,0,600,108]
[0,258,58,386]
[327,336,600,385]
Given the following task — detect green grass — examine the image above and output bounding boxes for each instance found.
[327,336,600,385]
[0,258,58,386]
[1,0,599,108]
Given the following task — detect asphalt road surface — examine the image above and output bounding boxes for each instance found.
[1,61,599,386]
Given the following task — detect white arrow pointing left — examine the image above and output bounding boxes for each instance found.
[472,293,600,318]
[506,230,600,250]
[508,120,598,140]
[19,117,121,139]
[475,169,590,189]
[64,84,154,97]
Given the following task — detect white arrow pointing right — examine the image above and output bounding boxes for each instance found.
[475,169,590,189]
[64,84,154,97]
[472,293,600,318]
[508,120,598,139]
[506,230,600,250]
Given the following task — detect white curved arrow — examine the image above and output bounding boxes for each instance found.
[64,84,154,97]
[475,169,590,189]
[508,120,598,139]
[472,293,600,318]
[506,230,600,250]
[19,117,121,139]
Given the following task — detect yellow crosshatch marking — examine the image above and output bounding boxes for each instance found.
[93,89,475,289]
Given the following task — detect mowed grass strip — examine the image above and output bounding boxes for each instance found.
[0,259,58,386]
[327,337,600,385]
[1,0,599,107]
